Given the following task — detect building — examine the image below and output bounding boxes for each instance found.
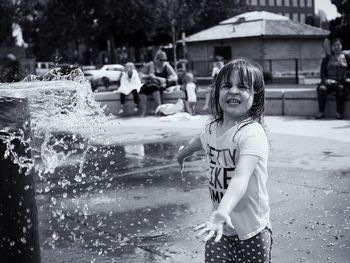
[183,11,329,79]
[246,0,315,24]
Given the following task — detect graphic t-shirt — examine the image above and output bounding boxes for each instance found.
[200,121,270,240]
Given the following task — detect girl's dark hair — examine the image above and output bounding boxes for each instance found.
[330,37,342,45]
[208,58,265,132]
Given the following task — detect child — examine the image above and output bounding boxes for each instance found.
[203,56,224,112]
[117,62,142,115]
[178,58,272,263]
[183,72,197,115]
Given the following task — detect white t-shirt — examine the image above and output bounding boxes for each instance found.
[118,69,143,95]
[200,121,270,240]
[185,82,197,102]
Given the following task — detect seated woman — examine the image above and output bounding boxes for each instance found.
[139,50,178,116]
[316,38,350,119]
[117,62,142,114]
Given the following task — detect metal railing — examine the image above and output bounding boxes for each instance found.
[187,58,322,84]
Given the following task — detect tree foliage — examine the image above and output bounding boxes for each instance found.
[2,0,248,63]
[0,0,21,46]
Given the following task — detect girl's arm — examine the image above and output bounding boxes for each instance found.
[196,154,259,242]
[177,136,203,168]
[216,154,259,215]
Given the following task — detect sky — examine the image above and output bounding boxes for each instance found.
[314,1,340,20]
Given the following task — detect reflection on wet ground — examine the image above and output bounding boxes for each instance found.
[37,134,350,263]
[37,141,207,262]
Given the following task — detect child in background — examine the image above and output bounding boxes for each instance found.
[183,72,197,115]
[117,62,142,115]
[178,58,272,263]
[203,56,224,112]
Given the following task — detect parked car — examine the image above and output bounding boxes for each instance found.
[83,64,124,90]
[35,61,55,76]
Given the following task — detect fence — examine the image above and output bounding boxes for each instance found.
[188,58,322,84]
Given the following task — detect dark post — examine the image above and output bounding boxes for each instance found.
[295,58,299,84]
[0,97,41,263]
[269,59,272,74]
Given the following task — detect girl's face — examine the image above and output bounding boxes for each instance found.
[331,40,342,54]
[219,70,254,122]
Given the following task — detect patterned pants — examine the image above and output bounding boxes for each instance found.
[205,228,273,263]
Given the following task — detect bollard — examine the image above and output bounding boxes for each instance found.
[0,97,40,263]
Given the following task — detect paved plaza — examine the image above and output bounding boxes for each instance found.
[37,115,350,263]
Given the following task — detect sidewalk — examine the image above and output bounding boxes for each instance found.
[39,115,350,263]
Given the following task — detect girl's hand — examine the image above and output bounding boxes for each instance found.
[195,211,234,243]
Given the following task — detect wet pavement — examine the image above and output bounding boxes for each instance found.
[36,116,350,263]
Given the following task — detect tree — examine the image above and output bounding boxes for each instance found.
[150,0,249,45]
[30,0,102,62]
[17,0,249,63]
[0,0,15,46]
[305,10,329,29]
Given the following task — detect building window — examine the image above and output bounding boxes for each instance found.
[260,0,266,5]
[276,0,282,6]
[284,0,290,6]
[292,13,299,21]
[268,0,275,6]
[251,0,258,5]
[300,13,305,23]
[300,0,305,7]
[292,0,298,7]
[306,0,312,7]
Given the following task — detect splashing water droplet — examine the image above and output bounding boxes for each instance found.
[74,175,82,182]
[61,179,70,188]
[52,232,59,241]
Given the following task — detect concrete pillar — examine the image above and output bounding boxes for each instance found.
[0,97,40,263]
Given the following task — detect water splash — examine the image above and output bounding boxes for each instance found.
[0,68,110,176]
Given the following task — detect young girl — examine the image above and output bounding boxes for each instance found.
[178,58,272,263]
[117,62,142,114]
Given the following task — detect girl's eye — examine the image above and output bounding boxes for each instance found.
[238,85,249,90]
[221,84,232,89]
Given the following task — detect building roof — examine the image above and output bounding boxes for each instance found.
[183,11,329,43]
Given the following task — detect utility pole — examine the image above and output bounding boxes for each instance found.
[171,18,177,73]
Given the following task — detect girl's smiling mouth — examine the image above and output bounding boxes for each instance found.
[226,98,241,104]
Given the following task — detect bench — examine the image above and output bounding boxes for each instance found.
[93,84,350,119]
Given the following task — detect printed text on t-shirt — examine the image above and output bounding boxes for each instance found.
[207,144,237,203]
